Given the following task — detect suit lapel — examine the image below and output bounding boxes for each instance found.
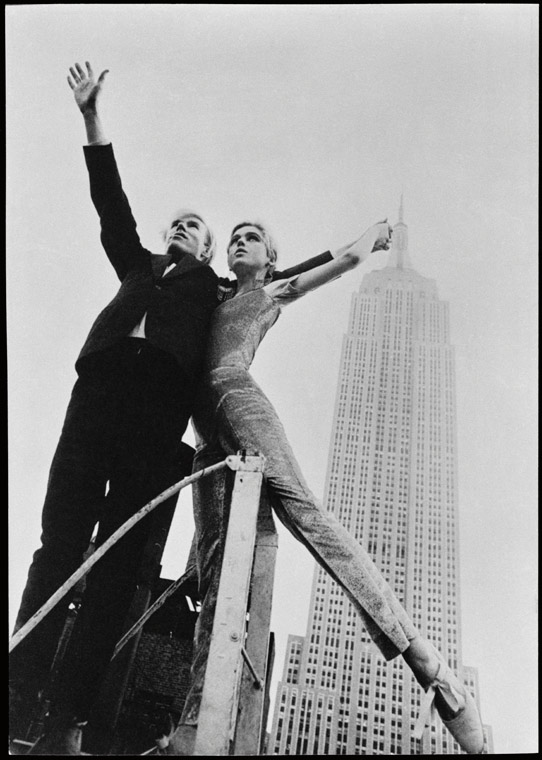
[162,253,207,279]
[151,252,213,283]
[152,254,173,278]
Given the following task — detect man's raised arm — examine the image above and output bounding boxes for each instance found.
[68,62,150,281]
[68,61,109,145]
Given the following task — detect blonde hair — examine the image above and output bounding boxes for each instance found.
[162,209,216,264]
[229,221,278,282]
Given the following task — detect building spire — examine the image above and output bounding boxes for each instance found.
[387,193,412,269]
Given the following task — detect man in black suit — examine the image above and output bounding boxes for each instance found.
[9,62,221,753]
[10,62,333,753]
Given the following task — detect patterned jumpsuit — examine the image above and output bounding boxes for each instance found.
[180,275,419,727]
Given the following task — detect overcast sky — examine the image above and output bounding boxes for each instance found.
[7,5,538,754]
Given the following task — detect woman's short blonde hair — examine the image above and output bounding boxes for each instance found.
[229,221,278,281]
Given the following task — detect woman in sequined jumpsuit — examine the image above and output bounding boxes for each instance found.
[167,221,484,755]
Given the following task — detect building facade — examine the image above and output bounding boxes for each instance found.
[268,205,493,754]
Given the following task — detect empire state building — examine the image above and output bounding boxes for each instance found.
[268,203,493,755]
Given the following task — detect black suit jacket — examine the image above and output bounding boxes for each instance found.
[76,144,333,382]
[76,144,218,384]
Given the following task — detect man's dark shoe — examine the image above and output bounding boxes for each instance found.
[27,714,87,756]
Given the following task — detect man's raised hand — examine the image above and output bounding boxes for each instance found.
[67,61,109,114]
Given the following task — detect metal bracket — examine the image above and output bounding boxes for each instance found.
[225,450,266,473]
[241,646,264,690]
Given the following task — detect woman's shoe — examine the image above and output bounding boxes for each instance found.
[413,649,484,754]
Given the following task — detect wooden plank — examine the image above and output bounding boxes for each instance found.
[194,455,265,756]
[233,487,278,756]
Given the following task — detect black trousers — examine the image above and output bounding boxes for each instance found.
[10,339,194,720]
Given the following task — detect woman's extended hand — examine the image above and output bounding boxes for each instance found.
[334,220,393,260]
[67,61,109,115]
[370,220,393,251]
[290,218,393,296]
